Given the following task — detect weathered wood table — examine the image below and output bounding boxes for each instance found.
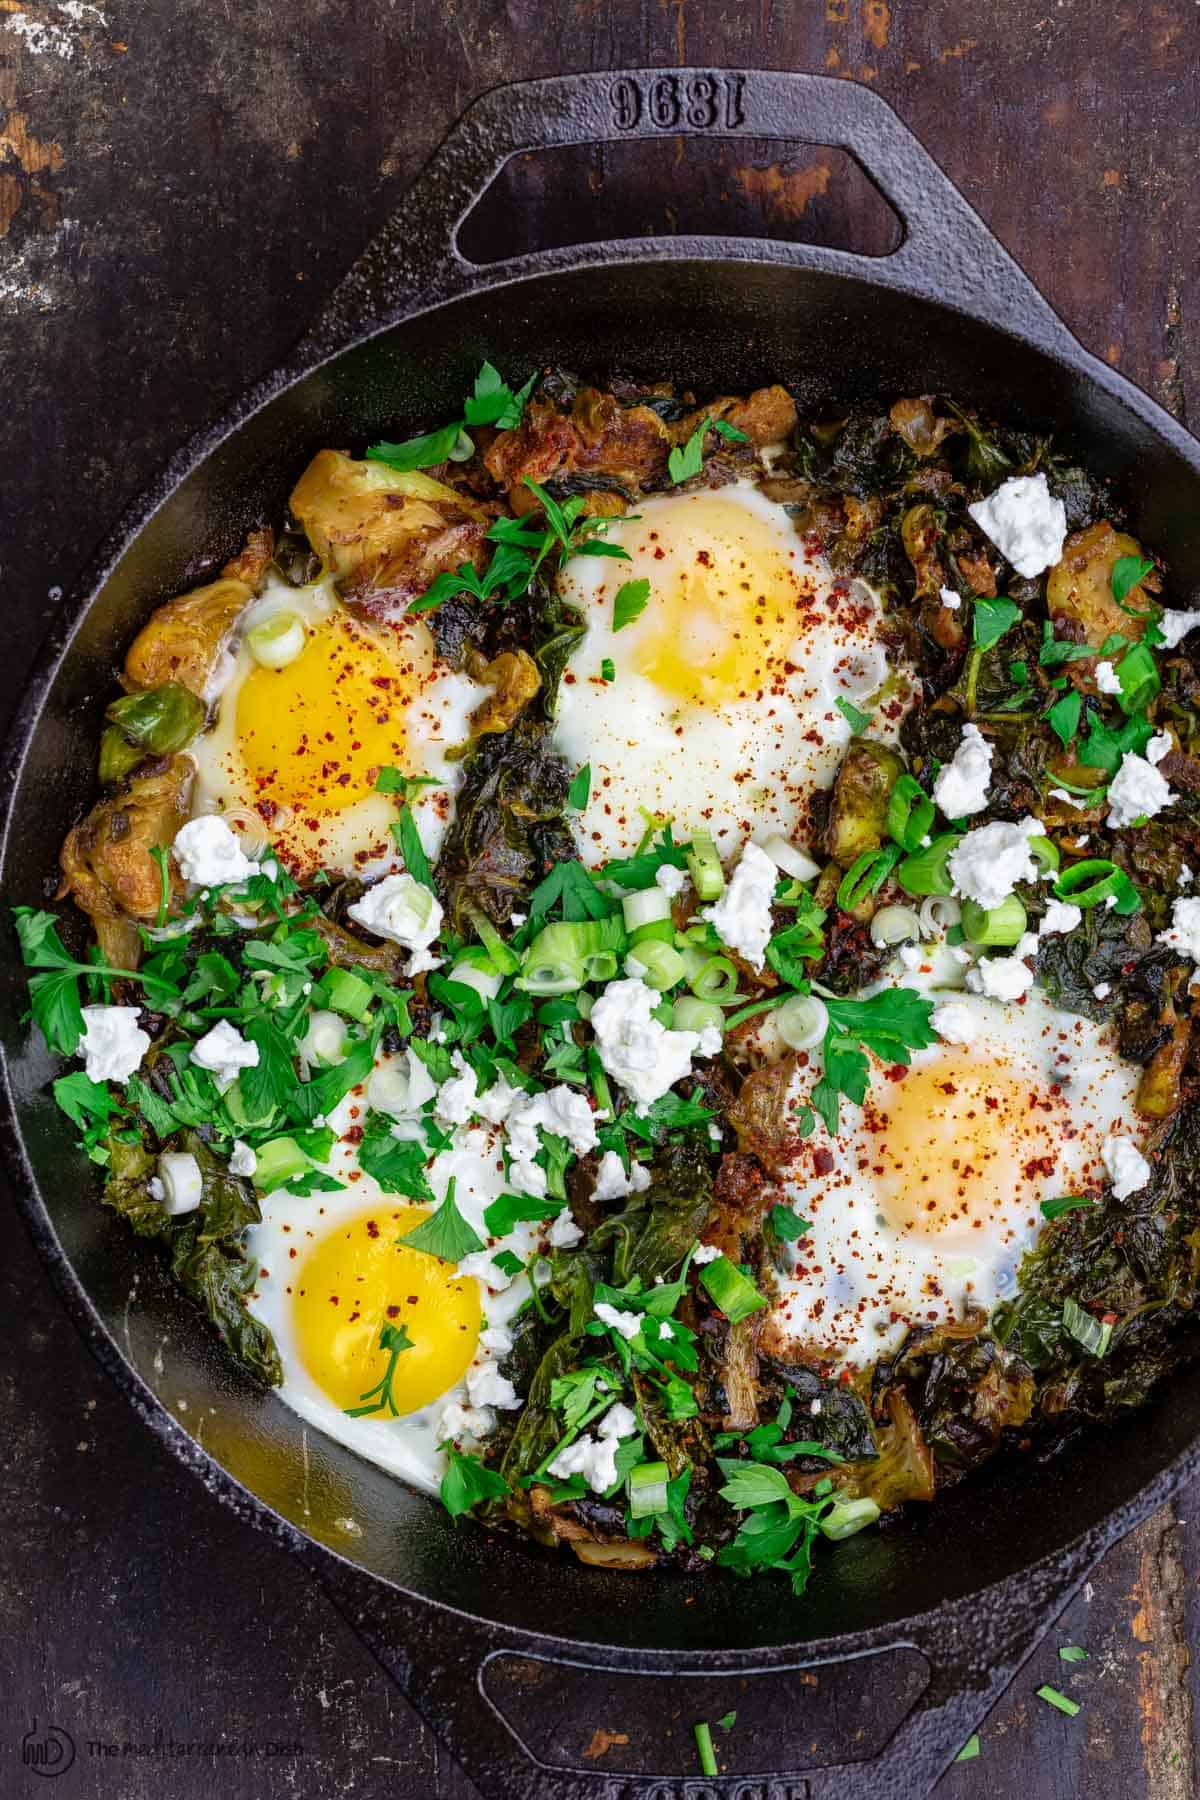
[2,3,1198,1796]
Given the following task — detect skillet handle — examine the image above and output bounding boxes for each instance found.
[302,1538,1087,1800]
[301,67,1076,364]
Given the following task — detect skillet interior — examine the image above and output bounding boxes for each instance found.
[6,255,1200,1657]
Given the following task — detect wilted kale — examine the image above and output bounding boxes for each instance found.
[104,1130,281,1385]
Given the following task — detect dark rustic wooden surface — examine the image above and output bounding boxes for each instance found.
[3,3,1200,1797]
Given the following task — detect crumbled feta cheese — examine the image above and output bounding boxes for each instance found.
[457,1251,516,1290]
[505,1084,598,1198]
[405,947,444,978]
[1092,982,1112,999]
[367,1048,439,1119]
[173,814,256,887]
[1094,660,1123,696]
[1157,896,1200,962]
[592,1150,652,1202]
[346,872,443,971]
[1147,732,1173,766]
[949,817,1046,909]
[479,1325,513,1354]
[933,723,992,819]
[692,1243,722,1265]
[1158,607,1200,650]
[466,1359,522,1410]
[967,472,1067,578]
[229,1139,257,1178]
[659,1320,674,1340]
[938,585,961,610]
[77,1005,149,1083]
[437,1401,495,1444]
[898,944,923,971]
[1102,1134,1151,1200]
[546,1402,639,1494]
[590,975,703,1107]
[697,1024,723,1058]
[471,1070,525,1126]
[156,1151,203,1216]
[931,999,978,1045]
[1039,899,1082,937]
[593,1301,641,1341]
[547,1210,583,1248]
[435,1051,481,1127]
[1106,751,1175,829]
[701,840,777,970]
[1180,865,1194,888]
[190,1019,260,1091]
[965,954,1035,1001]
[655,862,687,897]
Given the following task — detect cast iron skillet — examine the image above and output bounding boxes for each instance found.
[5,67,1200,1800]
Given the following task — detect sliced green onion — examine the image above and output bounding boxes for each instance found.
[897,833,962,898]
[1062,1295,1113,1358]
[1053,859,1141,915]
[687,830,725,901]
[672,996,724,1034]
[246,609,307,669]
[628,1460,670,1518]
[1115,642,1160,715]
[960,894,1028,947]
[467,905,520,976]
[584,950,620,983]
[760,833,820,881]
[622,888,671,934]
[836,844,902,912]
[819,1494,881,1540]
[313,966,375,1022]
[918,894,962,937]
[1028,834,1061,874]
[689,955,739,1004]
[776,993,828,1050]
[449,955,504,1002]
[694,1722,718,1778]
[886,774,935,852]
[627,939,686,991]
[300,1009,350,1067]
[697,1254,766,1323]
[519,918,626,992]
[253,1136,311,1192]
[869,903,921,948]
[1037,1685,1081,1718]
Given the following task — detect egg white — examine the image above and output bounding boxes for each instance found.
[190,573,482,879]
[553,481,912,865]
[764,983,1142,1368]
[245,1050,541,1495]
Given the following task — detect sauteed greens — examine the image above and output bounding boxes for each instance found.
[17,366,1200,1594]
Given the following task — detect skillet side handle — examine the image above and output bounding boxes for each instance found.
[301,1539,1090,1800]
[296,67,1078,368]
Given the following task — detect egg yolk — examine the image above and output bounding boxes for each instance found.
[292,1205,481,1415]
[236,611,414,816]
[863,1056,1069,1249]
[619,495,804,708]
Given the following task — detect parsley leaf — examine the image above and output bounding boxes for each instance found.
[1078,709,1152,774]
[766,1205,810,1242]
[358,1114,435,1200]
[397,1176,484,1264]
[484,1190,559,1236]
[668,417,712,484]
[613,578,651,633]
[835,696,872,734]
[973,597,1022,650]
[811,988,937,1134]
[765,900,827,984]
[566,763,591,810]
[528,859,611,923]
[1047,689,1082,749]
[344,1321,413,1417]
[393,805,432,888]
[1111,554,1155,605]
[463,361,536,430]
[366,421,471,473]
[600,658,616,683]
[440,1447,509,1518]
